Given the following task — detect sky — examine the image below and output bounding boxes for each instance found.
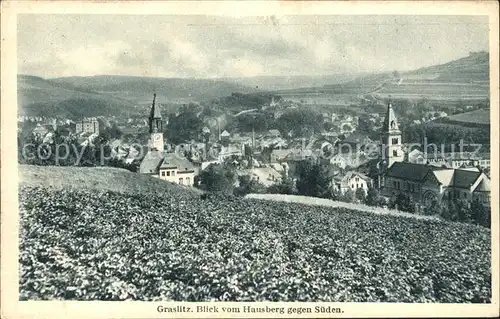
[17,14,489,79]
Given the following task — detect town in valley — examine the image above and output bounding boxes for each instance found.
[18,55,492,215]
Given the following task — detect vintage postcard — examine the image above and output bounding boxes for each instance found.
[1,0,499,318]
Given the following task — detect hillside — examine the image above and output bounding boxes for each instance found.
[17,75,138,119]
[50,75,258,104]
[19,165,201,196]
[410,51,489,82]
[226,74,366,91]
[275,52,490,102]
[18,75,258,119]
[18,165,491,302]
[438,108,490,127]
[18,52,490,119]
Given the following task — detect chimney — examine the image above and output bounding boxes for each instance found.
[252,125,255,149]
[218,119,221,141]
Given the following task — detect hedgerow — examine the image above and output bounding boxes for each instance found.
[19,186,491,302]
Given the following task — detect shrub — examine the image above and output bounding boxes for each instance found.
[234,175,267,196]
[198,163,236,194]
[267,175,295,195]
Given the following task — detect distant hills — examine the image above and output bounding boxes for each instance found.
[49,75,259,103]
[18,51,490,119]
[18,75,259,119]
[409,51,489,83]
[276,51,490,102]
[225,74,366,91]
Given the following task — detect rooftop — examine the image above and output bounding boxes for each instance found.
[139,150,164,174]
[386,162,446,182]
[452,169,482,189]
[160,153,195,172]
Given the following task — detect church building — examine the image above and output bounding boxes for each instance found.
[148,93,164,153]
[376,101,491,207]
[138,94,196,186]
[380,101,404,168]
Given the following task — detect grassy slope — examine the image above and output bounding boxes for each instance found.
[18,165,491,302]
[439,109,490,126]
[19,165,202,196]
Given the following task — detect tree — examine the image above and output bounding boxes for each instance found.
[275,108,324,138]
[295,160,331,198]
[454,199,473,223]
[364,186,380,206]
[390,193,416,213]
[440,201,458,222]
[267,174,295,195]
[340,189,355,203]
[355,187,366,203]
[166,106,204,144]
[469,199,490,228]
[105,123,123,140]
[198,164,236,194]
[234,175,267,196]
[327,187,342,201]
[423,199,442,216]
[232,112,272,133]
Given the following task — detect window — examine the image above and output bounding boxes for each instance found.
[355,177,359,182]
[393,181,397,188]
[161,171,165,177]
[172,171,176,176]
[179,178,184,185]
[393,150,398,157]
[392,138,398,144]
[351,184,354,188]
[166,171,171,176]
[186,177,191,185]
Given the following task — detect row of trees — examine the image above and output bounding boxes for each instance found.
[425,198,490,228]
[404,123,490,150]
[17,125,139,171]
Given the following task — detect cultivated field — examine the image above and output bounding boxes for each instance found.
[439,109,490,126]
[19,166,491,302]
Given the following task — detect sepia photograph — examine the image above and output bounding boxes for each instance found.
[1,1,499,318]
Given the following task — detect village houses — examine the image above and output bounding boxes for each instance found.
[333,171,373,194]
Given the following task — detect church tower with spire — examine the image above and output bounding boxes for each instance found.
[381,100,404,168]
[148,93,164,152]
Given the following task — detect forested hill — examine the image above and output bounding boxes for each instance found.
[50,75,258,103]
[18,75,138,119]
[17,74,258,119]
